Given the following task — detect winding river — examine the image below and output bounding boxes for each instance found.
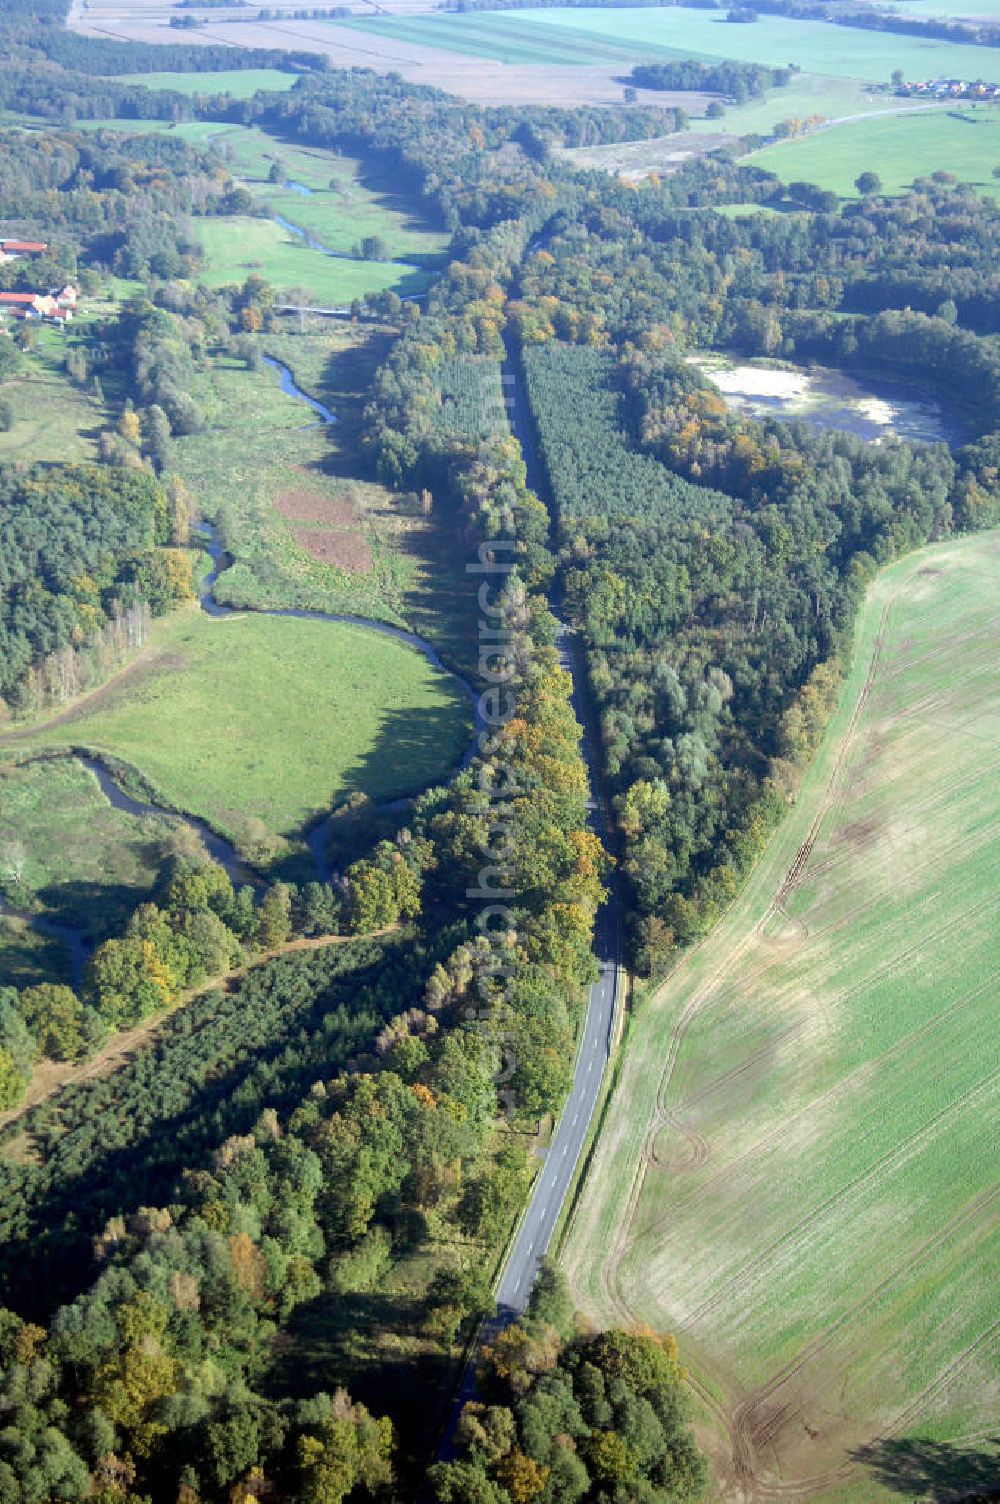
[1,357,481,982]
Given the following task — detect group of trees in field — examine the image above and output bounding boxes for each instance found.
[627,59,789,102]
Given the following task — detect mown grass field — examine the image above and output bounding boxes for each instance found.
[112,67,297,96]
[208,125,448,265]
[0,758,195,944]
[562,531,1000,1503]
[750,107,1000,198]
[12,608,471,853]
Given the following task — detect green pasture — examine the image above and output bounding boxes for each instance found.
[169,334,419,623]
[112,68,298,97]
[696,73,935,136]
[0,758,194,945]
[0,337,108,466]
[193,216,431,302]
[67,121,446,278]
[562,530,1000,1501]
[381,6,1000,82]
[749,106,1000,196]
[212,125,448,264]
[13,609,471,852]
[0,913,71,991]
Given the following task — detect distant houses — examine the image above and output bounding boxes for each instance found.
[896,78,1000,100]
[0,284,78,328]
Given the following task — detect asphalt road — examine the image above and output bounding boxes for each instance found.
[493,620,620,1320]
[435,350,624,1457]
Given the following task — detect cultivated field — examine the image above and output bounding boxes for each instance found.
[561,531,1000,1503]
[492,9,1000,83]
[10,609,470,855]
[750,107,1000,198]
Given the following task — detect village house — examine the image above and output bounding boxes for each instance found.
[0,284,77,324]
[0,239,49,263]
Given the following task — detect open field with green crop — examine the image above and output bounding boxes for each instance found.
[0,335,108,465]
[7,608,470,855]
[500,8,1000,80]
[750,107,1000,198]
[0,757,197,944]
[562,530,1000,1503]
[112,67,297,95]
[348,7,1000,83]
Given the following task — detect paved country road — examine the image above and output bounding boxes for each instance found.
[433,348,625,1458]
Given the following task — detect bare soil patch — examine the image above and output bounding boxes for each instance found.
[294,527,373,572]
[276,488,357,525]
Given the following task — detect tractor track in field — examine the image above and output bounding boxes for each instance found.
[727,1183,1000,1494]
[646,892,996,1188]
[746,1312,1000,1501]
[660,1062,1000,1334]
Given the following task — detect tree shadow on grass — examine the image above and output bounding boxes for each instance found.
[851,1437,1000,1502]
[266,1286,456,1486]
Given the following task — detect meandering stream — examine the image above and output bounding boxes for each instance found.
[1,357,481,981]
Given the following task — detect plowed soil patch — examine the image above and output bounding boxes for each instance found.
[294,528,372,572]
[276,489,357,525]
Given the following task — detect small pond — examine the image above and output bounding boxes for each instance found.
[690,354,955,445]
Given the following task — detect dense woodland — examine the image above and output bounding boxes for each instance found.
[0,5,999,1500]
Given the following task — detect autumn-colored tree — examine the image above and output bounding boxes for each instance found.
[495,1450,549,1503]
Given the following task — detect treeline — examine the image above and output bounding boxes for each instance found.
[0,465,192,714]
[628,59,790,101]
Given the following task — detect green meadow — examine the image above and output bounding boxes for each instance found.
[0,335,108,467]
[193,216,430,304]
[13,609,471,853]
[562,531,1000,1502]
[750,107,1000,197]
[0,758,194,945]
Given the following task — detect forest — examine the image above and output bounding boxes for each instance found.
[0,3,998,1499]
